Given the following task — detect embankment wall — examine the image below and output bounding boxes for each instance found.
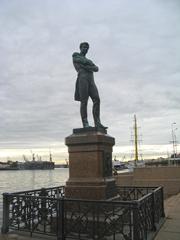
[115,166,180,198]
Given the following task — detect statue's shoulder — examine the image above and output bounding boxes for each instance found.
[72,52,80,58]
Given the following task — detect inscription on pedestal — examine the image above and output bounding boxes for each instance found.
[103,151,113,177]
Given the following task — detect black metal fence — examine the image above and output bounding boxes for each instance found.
[1,186,165,240]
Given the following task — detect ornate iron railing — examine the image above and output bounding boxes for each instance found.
[1,186,165,240]
[116,186,156,200]
[14,185,65,198]
[63,199,134,240]
[153,187,165,224]
[1,186,64,236]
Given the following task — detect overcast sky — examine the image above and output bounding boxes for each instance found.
[0,0,180,162]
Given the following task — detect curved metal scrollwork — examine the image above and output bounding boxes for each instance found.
[2,186,165,240]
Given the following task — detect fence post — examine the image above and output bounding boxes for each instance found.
[133,203,139,240]
[151,192,156,231]
[1,193,10,234]
[40,188,48,233]
[160,187,165,218]
[57,198,64,240]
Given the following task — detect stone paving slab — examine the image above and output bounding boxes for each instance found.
[155,192,180,240]
[155,231,180,240]
[162,219,180,233]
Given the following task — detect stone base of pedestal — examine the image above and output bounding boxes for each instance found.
[65,127,117,200]
[65,177,116,200]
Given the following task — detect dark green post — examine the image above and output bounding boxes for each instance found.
[133,203,139,240]
[40,188,48,233]
[57,199,64,240]
[151,192,157,231]
[1,193,10,234]
[161,187,165,218]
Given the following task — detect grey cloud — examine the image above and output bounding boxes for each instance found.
[0,0,180,158]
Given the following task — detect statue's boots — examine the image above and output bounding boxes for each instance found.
[95,121,108,129]
[82,119,91,128]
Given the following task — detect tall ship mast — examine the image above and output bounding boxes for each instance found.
[131,114,143,165]
[134,114,138,165]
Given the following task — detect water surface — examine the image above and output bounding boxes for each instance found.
[0,168,69,226]
[0,168,130,226]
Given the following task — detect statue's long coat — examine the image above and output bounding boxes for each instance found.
[73,52,99,101]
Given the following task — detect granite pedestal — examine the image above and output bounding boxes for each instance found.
[65,127,117,200]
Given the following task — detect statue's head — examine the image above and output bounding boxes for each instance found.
[80,42,89,55]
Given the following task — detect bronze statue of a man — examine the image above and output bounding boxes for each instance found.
[72,42,106,129]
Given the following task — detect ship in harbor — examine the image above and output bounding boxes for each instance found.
[0,152,55,170]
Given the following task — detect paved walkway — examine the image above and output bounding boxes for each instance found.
[155,192,180,240]
[1,193,180,240]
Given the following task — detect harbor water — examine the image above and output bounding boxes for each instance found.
[0,168,130,227]
[0,168,69,226]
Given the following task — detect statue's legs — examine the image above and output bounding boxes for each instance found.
[79,79,107,129]
[80,99,90,127]
[92,97,107,129]
[92,97,101,126]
